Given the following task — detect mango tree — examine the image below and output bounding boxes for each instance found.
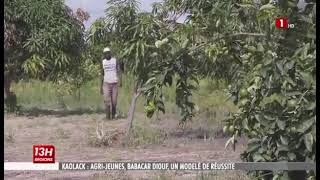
[160,0,316,179]
[89,2,316,178]
[4,0,87,111]
[88,0,198,141]
[224,1,316,179]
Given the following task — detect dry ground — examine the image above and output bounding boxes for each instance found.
[4,113,249,180]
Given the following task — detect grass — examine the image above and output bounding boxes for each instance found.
[128,121,168,147]
[11,76,236,148]
[5,128,15,144]
[87,123,124,147]
[11,75,142,113]
[10,76,237,147]
[10,76,236,146]
[52,127,71,140]
[11,79,58,109]
[11,75,236,119]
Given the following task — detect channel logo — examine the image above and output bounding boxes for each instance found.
[274,17,295,29]
[33,144,55,163]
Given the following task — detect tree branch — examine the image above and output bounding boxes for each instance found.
[189,32,266,52]
[229,32,266,37]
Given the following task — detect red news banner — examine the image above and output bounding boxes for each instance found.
[33,144,55,163]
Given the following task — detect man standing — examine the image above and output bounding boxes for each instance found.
[100,47,121,120]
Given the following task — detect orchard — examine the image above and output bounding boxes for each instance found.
[4,0,316,179]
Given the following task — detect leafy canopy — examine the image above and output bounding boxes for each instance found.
[4,0,86,81]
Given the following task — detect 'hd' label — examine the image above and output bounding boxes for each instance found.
[33,144,55,163]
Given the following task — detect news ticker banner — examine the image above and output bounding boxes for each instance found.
[4,162,316,171]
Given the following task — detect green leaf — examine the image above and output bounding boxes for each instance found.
[284,91,301,96]
[248,138,261,144]
[312,125,316,141]
[247,139,261,152]
[238,4,255,9]
[288,152,296,161]
[277,144,289,152]
[256,115,268,127]
[277,120,286,130]
[277,141,289,152]
[156,101,165,113]
[146,110,155,118]
[295,138,303,149]
[189,75,199,85]
[304,133,313,152]
[284,76,296,86]
[257,43,264,52]
[297,117,315,133]
[242,118,249,130]
[279,172,289,180]
[284,61,295,70]
[259,4,276,11]
[276,61,284,75]
[253,153,265,162]
[262,154,272,161]
[306,102,316,110]
[247,144,260,153]
[272,174,279,180]
[145,77,156,85]
[264,114,275,121]
[182,39,190,49]
[280,135,289,145]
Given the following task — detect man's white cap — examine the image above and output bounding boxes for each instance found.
[103,47,111,52]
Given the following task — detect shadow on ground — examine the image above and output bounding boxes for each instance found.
[14,107,127,118]
[169,126,228,140]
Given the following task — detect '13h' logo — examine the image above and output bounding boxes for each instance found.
[33,144,55,163]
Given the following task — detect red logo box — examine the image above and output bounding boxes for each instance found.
[275,17,288,28]
[33,144,55,163]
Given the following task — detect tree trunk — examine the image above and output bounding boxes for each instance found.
[4,71,14,99]
[124,82,141,144]
[4,69,17,112]
[78,87,81,102]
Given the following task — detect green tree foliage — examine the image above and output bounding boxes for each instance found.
[87,0,198,136]
[4,0,86,80]
[4,0,89,109]
[154,1,315,178]
[87,0,316,179]
[8,0,312,177]
[220,1,316,180]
